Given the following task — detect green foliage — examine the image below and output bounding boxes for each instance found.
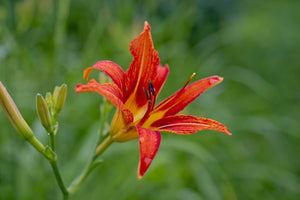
[1,0,300,199]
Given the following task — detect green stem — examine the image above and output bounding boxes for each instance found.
[50,132,55,151]
[67,135,114,194]
[48,114,66,198]
[50,160,69,200]
[49,113,58,151]
[96,99,111,145]
[95,135,113,157]
[67,158,101,195]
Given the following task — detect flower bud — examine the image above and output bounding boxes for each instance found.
[36,94,52,133]
[53,84,67,114]
[52,87,59,103]
[0,82,34,140]
[45,92,53,108]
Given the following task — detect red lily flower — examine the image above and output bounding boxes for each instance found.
[75,21,231,179]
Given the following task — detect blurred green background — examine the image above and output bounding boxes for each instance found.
[1,0,300,199]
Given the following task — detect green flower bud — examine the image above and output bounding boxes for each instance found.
[36,94,52,133]
[54,84,67,114]
[52,87,60,102]
[0,81,34,140]
[45,92,53,107]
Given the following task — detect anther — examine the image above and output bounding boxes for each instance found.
[143,87,149,100]
[148,80,155,96]
[139,80,157,125]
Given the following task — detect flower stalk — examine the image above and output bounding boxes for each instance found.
[0,82,68,198]
[97,98,112,144]
[68,135,113,195]
[37,85,69,198]
[95,135,114,157]
[50,160,69,200]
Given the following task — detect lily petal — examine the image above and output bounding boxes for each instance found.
[125,21,160,105]
[83,60,126,93]
[151,76,223,118]
[152,64,169,96]
[152,115,231,135]
[137,126,161,180]
[75,79,133,124]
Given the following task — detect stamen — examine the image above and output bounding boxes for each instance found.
[139,80,157,125]
[143,87,149,100]
[148,80,155,97]
[183,72,196,88]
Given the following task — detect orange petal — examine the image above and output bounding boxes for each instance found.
[152,115,231,135]
[152,76,223,118]
[75,79,133,124]
[125,21,160,105]
[83,60,125,93]
[152,64,169,96]
[137,126,161,180]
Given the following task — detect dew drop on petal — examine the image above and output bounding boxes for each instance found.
[140,136,145,142]
[144,157,152,165]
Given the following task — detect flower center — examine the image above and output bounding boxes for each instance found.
[143,80,155,105]
[139,80,156,125]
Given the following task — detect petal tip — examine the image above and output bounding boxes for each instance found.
[83,67,93,81]
[137,163,145,180]
[137,173,143,180]
[144,21,151,31]
[74,84,82,93]
[213,76,223,84]
[222,126,232,136]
